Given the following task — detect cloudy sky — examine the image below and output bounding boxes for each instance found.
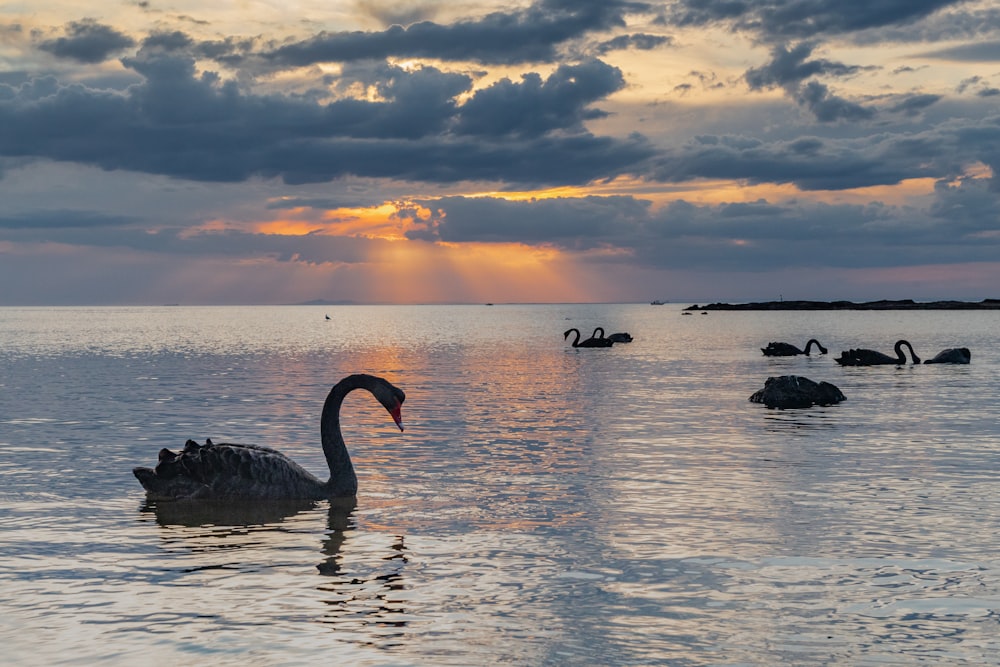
[2,0,1000,305]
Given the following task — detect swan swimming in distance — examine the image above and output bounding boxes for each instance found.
[761,339,828,356]
[924,347,971,364]
[835,340,921,366]
[133,374,405,501]
[564,328,614,347]
[590,327,616,345]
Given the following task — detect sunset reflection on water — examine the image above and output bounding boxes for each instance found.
[2,304,1000,665]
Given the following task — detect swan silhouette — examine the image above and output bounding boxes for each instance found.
[761,339,827,356]
[835,340,921,366]
[607,332,633,343]
[590,327,616,345]
[924,347,971,364]
[133,374,405,501]
[564,328,614,347]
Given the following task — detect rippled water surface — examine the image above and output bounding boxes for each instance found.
[2,304,999,665]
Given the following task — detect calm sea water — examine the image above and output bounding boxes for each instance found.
[1,304,999,666]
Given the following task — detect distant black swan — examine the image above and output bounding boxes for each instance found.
[133,374,405,500]
[607,332,634,343]
[924,347,971,364]
[835,340,921,366]
[591,327,617,346]
[761,339,828,356]
[564,328,614,348]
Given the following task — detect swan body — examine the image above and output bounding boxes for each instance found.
[924,347,971,364]
[607,332,633,343]
[835,340,920,366]
[749,375,846,409]
[590,327,616,346]
[133,374,404,501]
[564,328,614,348]
[761,339,827,356]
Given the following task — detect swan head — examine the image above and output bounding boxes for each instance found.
[373,379,406,432]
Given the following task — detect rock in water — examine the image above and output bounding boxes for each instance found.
[749,375,845,409]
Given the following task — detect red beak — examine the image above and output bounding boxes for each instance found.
[390,402,404,432]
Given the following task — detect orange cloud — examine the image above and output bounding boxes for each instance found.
[252,203,430,241]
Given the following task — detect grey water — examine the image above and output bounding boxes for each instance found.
[1,304,999,666]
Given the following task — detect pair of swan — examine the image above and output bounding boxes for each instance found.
[563,327,633,347]
[834,341,971,366]
[761,339,827,356]
[134,374,404,501]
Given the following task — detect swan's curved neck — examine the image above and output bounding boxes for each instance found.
[320,378,360,497]
[566,328,581,346]
[895,340,919,364]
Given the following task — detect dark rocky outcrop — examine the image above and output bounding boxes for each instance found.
[749,375,846,409]
[687,299,1000,311]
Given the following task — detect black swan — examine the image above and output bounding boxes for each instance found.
[607,332,633,343]
[749,375,846,409]
[924,347,971,364]
[835,340,921,366]
[133,374,405,501]
[564,328,614,347]
[590,327,616,345]
[761,339,828,356]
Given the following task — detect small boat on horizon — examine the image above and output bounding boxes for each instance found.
[651,300,666,305]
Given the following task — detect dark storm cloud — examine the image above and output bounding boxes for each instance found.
[454,60,625,138]
[265,197,377,210]
[595,33,672,54]
[405,194,649,245]
[744,42,875,122]
[263,0,649,66]
[0,218,386,266]
[647,118,1000,191]
[888,93,942,116]
[140,30,193,52]
[0,209,138,229]
[36,19,136,63]
[396,183,1000,272]
[919,40,1000,62]
[666,0,962,41]
[0,51,652,186]
[794,80,874,122]
[744,43,864,90]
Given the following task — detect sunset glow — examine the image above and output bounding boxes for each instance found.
[1,1,998,305]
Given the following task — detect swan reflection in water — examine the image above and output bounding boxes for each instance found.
[138,498,411,636]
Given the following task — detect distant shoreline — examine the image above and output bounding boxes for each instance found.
[685,299,1000,311]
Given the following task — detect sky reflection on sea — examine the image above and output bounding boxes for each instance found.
[1,304,999,665]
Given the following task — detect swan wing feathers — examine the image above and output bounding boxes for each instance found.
[140,439,324,500]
